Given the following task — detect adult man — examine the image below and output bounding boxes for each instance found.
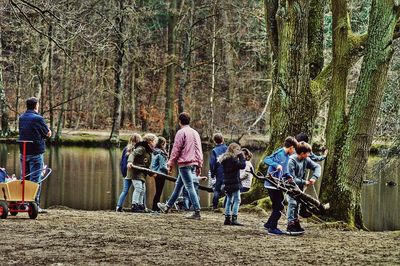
[158,112,203,220]
[19,97,51,212]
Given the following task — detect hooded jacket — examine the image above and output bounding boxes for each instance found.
[219,152,246,195]
[127,141,153,182]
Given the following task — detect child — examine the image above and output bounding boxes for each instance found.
[239,148,253,193]
[127,133,158,213]
[263,136,298,235]
[219,143,246,226]
[295,132,328,162]
[287,141,321,233]
[209,133,228,211]
[116,133,142,212]
[295,132,328,218]
[150,137,168,211]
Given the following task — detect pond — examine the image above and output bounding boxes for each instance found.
[0,143,398,231]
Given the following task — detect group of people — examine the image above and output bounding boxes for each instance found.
[16,96,327,235]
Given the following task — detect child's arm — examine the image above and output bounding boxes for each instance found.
[150,154,159,171]
[288,159,306,187]
[309,151,326,162]
[127,147,144,169]
[305,158,321,185]
[209,150,217,179]
[263,149,282,170]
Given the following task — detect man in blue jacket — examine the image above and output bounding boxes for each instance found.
[19,97,51,212]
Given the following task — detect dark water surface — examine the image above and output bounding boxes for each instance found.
[0,144,398,231]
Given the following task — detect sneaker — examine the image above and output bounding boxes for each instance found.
[116,206,123,212]
[185,211,201,220]
[157,202,170,214]
[38,207,47,214]
[294,220,305,232]
[263,223,270,230]
[267,228,285,235]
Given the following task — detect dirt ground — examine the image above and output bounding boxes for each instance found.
[1,208,399,265]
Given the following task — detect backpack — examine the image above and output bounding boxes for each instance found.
[120,147,128,177]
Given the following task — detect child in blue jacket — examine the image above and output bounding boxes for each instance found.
[263,136,298,235]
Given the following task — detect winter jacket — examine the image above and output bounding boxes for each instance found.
[168,125,203,168]
[127,141,153,182]
[150,148,168,174]
[209,144,228,181]
[220,153,246,195]
[288,155,321,190]
[263,148,292,190]
[18,110,50,155]
[240,160,254,189]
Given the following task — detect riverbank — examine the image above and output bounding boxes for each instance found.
[0,129,392,153]
[0,208,399,265]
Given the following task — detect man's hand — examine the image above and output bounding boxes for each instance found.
[276,165,282,171]
[196,166,202,176]
[47,130,52,138]
[324,149,329,157]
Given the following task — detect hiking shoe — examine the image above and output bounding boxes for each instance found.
[157,202,171,214]
[185,211,201,220]
[267,228,285,235]
[287,220,305,233]
[116,206,123,212]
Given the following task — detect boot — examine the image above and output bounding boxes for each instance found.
[139,204,148,213]
[231,215,243,226]
[224,215,231,225]
[131,203,143,213]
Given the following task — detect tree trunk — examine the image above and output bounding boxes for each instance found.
[209,0,217,137]
[128,61,136,127]
[109,0,125,144]
[320,0,351,209]
[0,26,9,136]
[308,0,325,79]
[15,44,22,131]
[334,0,400,227]
[269,0,314,149]
[163,0,177,138]
[48,24,55,141]
[222,1,236,105]
[178,0,194,114]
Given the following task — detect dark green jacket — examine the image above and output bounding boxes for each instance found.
[126,142,153,182]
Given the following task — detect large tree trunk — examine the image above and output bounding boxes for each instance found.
[163,0,177,138]
[178,0,194,114]
[269,0,315,149]
[308,0,326,79]
[110,0,125,144]
[222,1,236,105]
[333,0,400,227]
[0,26,9,136]
[320,0,352,207]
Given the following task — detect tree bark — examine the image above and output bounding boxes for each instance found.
[308,0,325,79]
[0,26,9,136]
[163,0,177,139]
[48,24,55,141]
[334,0,400,227]
[109,0,125,144]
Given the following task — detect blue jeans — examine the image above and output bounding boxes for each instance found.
[182,183,199,210]
[212,178,223,209]
[225,189,240,216]
[132,180,145,205]
[20,154,44,204]
[287,195,299,222]
[117,179,133,208]
[167,166,201,211]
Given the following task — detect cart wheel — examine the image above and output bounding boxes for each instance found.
[0,201,8,219]
[28,202,38,219]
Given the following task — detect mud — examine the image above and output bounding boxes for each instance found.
[1,208,399,265]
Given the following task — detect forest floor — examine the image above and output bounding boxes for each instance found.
[1,208,399,265]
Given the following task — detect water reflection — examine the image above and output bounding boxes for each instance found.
[0,144,398,231]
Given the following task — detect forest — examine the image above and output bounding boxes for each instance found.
[1,0,400,229]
